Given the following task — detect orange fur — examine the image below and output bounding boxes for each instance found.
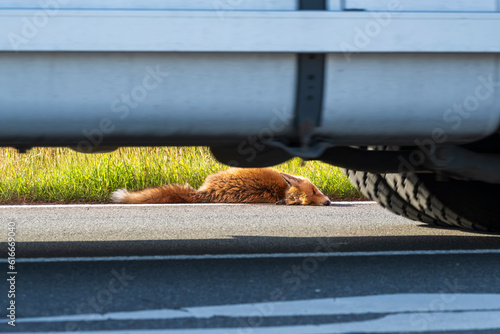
[111,168,331,206]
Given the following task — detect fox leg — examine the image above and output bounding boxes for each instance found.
[275,198,286,205]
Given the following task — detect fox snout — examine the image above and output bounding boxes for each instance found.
[313,196,331,206]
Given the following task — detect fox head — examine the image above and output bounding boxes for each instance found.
[277,172,331,206]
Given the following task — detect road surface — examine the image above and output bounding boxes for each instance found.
[1,202,500,333]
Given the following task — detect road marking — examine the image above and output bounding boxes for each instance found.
[6,312,500,333]
[11,293,500,323]
[5,294,500,333]
[0,201,375,208]
[6,248,500,263]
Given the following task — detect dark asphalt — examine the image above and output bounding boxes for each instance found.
[1,203,500,333]
[2,253,500,333]
[1,203,499,257]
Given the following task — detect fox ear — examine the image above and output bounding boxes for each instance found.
[280,172,302,187]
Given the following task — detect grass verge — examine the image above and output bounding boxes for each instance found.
[0,147,364,204]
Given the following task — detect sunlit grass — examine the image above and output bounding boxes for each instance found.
[0,147,363,204]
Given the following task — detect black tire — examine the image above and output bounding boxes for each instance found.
[346,169,500,232]
[344,169,442,227]
[383,173,500,232]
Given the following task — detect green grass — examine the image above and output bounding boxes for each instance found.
[0,147,363,204]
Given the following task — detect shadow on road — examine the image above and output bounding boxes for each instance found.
[5,234,500,258]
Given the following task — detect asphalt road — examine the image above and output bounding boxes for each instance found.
[1,203,500,333]
[2,202,500,257]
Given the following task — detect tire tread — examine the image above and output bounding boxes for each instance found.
[344,169,440,226]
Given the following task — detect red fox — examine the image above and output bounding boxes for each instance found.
[111,168,331,205]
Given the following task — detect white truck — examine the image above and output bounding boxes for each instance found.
[1,0,499,231]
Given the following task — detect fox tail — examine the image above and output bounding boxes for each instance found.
[110,184,200,204]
